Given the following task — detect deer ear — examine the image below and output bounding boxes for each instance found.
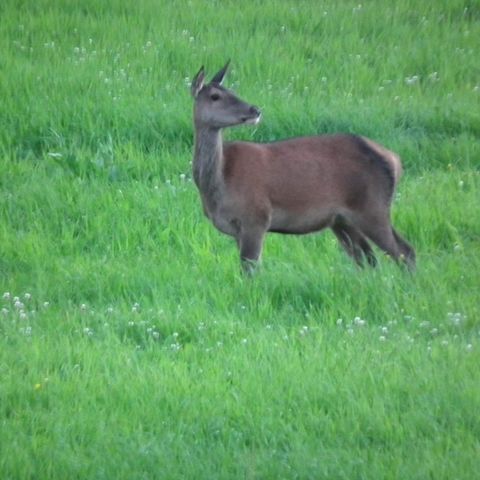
[191,66,205,98]
[210,60,230,85]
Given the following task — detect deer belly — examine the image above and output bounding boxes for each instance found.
[269,207,334,234]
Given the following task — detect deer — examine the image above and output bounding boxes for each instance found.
[190,61,415,274]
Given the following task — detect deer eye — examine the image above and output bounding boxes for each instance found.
[210,93,220,101]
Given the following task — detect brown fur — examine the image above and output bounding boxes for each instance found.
[191,64,415,273]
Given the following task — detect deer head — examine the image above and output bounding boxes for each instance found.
[191,61,261,129]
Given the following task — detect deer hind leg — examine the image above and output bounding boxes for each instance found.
[355,211,414,268]
[332,218,377,267]
[392,228,416,269]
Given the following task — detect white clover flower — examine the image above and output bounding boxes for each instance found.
[430,328,438,335]
[152,331,160,339]
[128,321,135,327]
[336,318,343,326]
[80,303,87,311]
[354,317,366,326]
[19,311,27,320]
[2,292,10,300]
[1,308,8,315]
[24,293,31,300]
[441,340,449,346]
[241,338,248,344]
[43,301,50,308]
[405,75,419,85]
[466,344,473,351]
[381,326,388,334]
[379,335,386,342]
[14,300,24,309]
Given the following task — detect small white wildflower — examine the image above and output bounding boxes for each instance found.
[83,327,93,336]
[458,180,464,188]
[405,75,419,85]
[43,301,50,308]
[379,335,386,342]
[179,173,186,181]
[80,303,87,311]
[14,300,24,310]
[266,324,272,330]
[24,293,31,300]
[19,311,27,320]
[441,340,449,347]
[241,338,248,345]
[354,317,366,326]
[13,296,19,302]
[347,328,354,335]
[152,331,160,339]
[173,332,179,338]
[128,321,135,327]
[336,318,343,326]
[146,327,153,334]
[430,328,438,335]
[217,341,223,347]
[381,326,388,334]
[106,307,114,314]
[466,344,473,351]
[1,308,8,315]
[419,321,430,328]
[145,40,152,47]
[2,292,10,300]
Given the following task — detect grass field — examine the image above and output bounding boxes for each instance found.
[1,0,479,478]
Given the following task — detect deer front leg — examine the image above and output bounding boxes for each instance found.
[238,227,266,275]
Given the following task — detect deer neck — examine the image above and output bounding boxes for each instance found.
[193,126,225,209]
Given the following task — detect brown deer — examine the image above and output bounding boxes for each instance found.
[191,61,415,273]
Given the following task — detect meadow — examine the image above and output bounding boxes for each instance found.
[1,0,479,478]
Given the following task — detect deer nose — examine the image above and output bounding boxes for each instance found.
[250,105,261,117]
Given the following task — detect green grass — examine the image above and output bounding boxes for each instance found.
[1,0,479,478]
